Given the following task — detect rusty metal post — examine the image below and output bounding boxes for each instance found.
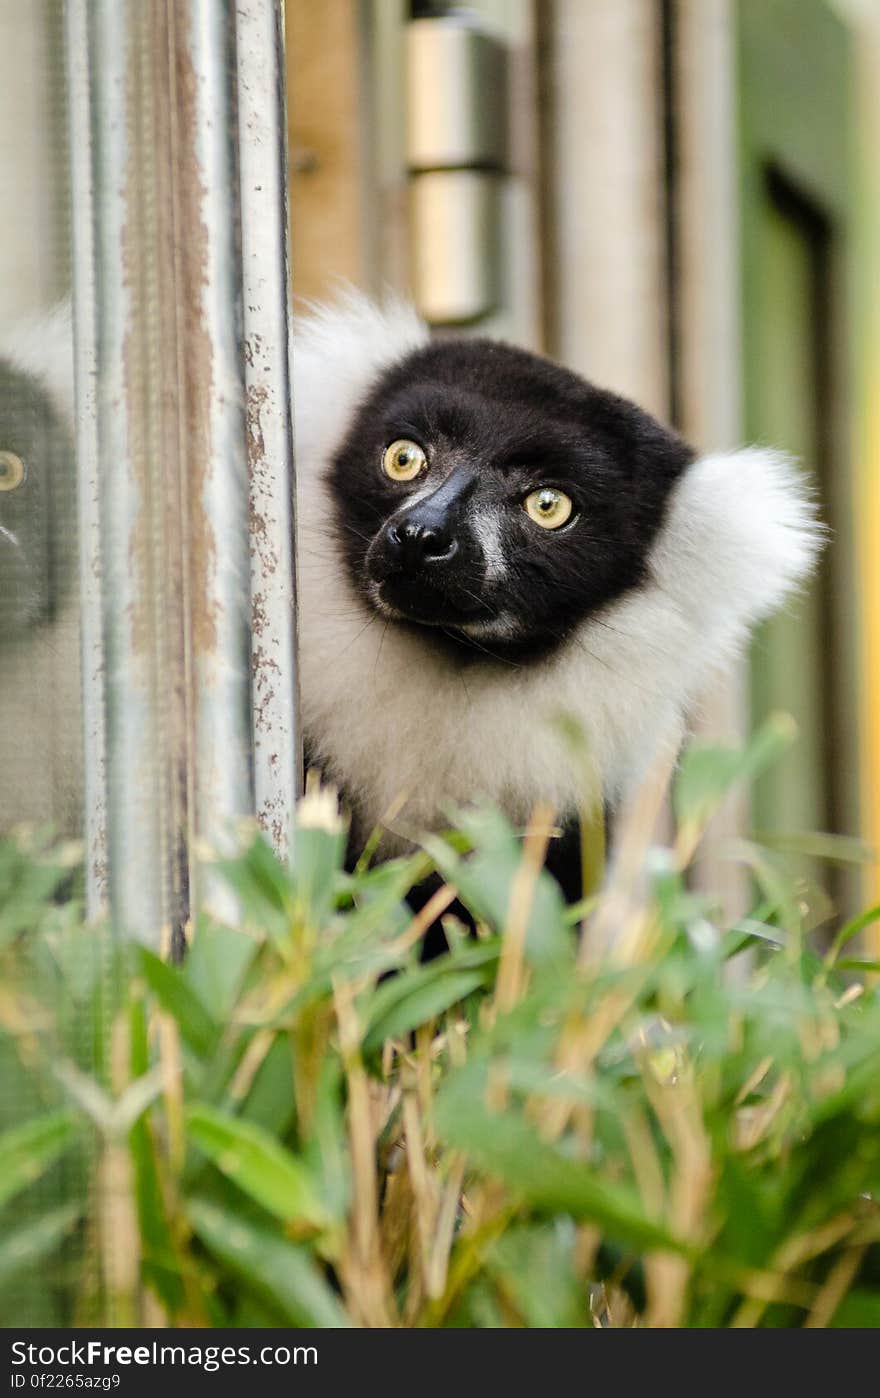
[88,1,255,946]
[236,0,300,859]
[89,0,165,946]
[66,0,107,920]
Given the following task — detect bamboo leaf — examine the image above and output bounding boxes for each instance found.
[0,1203,80,1283]
[435,1071,682,1255]
[138,948,219,1058]
[363,949,497,1054]
[364,969,488,1053]
[827,1289,880,1328]
[185,1104,329,1228]
[185,920,258,1024]
[825,903,880,968]
[188,1197,349,1327]
[0,1111,81,1210]
[55,1060,164,1137]
[674,714,796,832]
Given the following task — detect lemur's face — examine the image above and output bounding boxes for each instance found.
[0,363,74,640]
[329,338,694,659]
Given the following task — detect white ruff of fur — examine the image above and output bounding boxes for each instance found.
[294,294,823,847]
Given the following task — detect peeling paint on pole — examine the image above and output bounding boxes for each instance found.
[88,1,254,947]
[66,0,108,920]
[237,0,300,859]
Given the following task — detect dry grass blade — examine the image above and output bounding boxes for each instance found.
[426,1152,466,1302]
[390,883,459,958]
[332,976,396,1327]
[401,1087,436,1319]
[641,1060,712,1327]
[97,1141,140,1326]
[495,802,555,1014]
[157,1011,185,1175]
[581,751,674,965]
[729,1213,861,1327]
[806,1246,867,1328]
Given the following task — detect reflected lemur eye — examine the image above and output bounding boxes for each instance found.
[382,439,427,482]
[523,487,573,530]
[0,451,26,492]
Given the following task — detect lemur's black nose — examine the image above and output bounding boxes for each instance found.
[387,518,458,571]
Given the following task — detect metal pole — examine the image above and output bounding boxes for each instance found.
[65,0,107,921]
[236,0,300,859]
[187,0,256,919]
[89,0,166,946]
[88,1,254,947]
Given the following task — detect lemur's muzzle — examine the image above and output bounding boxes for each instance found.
[377,465,475,578]
[366,466,493,624]
[385,516,458,572]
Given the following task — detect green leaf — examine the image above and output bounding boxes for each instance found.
[185,1103,329,1228]
[301,1058,349,1223]
[0,1111,81,1210]
[0,1203,80,1283]
[363,946,498,1054]
[827,1289,880,1328]
[336,854,427,951]
[486,1222,588,1327]
[213,834,295,946]
[138,947,219,1058]
[674,714,796,833]
[726,839,803,936]
[237,1036,297,1137]
[754,832,875,865]
[54,1060,163,1137]
[423,807,571,970]
[825,903,880,968]
[128,992,186,1317]
[188,1197,350,1327]
[435,1069,682,1254]
[185,921,258,1025]
[293,795,348,929]
[0,831,81,950]
[364,969,489,1053]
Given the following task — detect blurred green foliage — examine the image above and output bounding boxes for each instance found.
[1,722,879,1328]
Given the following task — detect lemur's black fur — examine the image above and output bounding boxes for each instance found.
[330,336,695,665]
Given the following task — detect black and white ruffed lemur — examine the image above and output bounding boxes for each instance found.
[293,293,821,946]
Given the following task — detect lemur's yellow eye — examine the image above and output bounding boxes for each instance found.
[0,451,25,492]
[382,439,427,482]
[524,487,573,530]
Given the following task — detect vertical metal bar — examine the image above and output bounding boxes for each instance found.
[186,0,255,915]
[66,0,108,920]
[88,1,254,945]
[677,0,749,922]
[548,0,668,418]
[236,0,300,859]
[89,0,165,945]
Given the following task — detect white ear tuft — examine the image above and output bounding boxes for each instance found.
[650,446,825,667]
[293,288,429,475]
